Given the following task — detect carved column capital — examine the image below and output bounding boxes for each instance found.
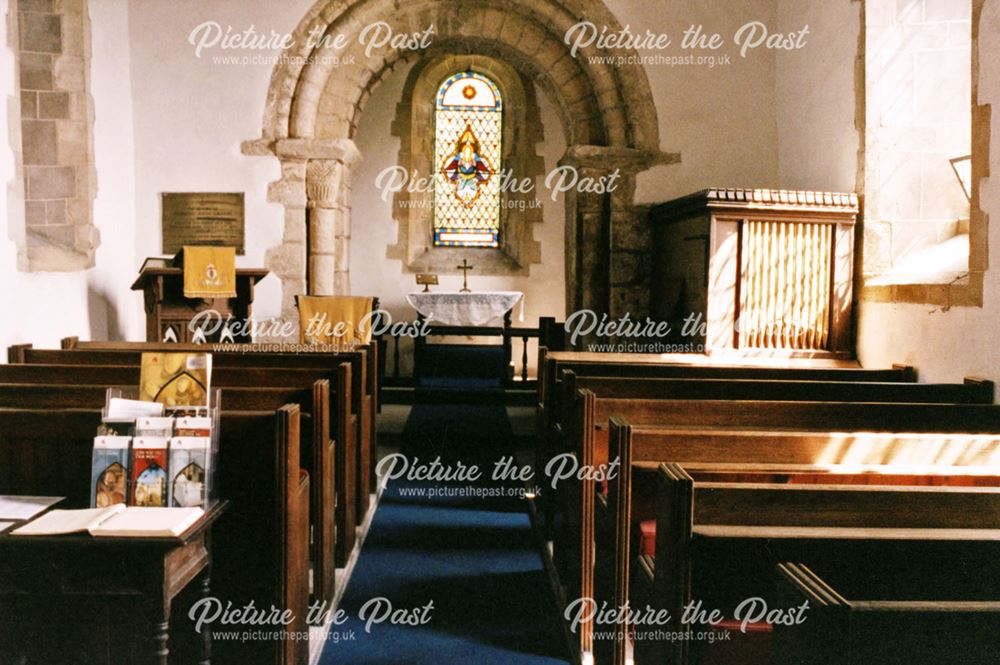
[306,159,343,209]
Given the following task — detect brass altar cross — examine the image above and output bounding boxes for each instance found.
[456,258,474,292]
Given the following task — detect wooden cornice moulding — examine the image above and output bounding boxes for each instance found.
[652,187,860,222]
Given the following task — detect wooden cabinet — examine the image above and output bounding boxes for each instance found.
[649,188,858,357]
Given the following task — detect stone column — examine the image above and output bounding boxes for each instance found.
[242,137,360,316]
[305,159,346,295]
[560,145,681,328]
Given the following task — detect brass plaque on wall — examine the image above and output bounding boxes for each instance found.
[161,192,245,255]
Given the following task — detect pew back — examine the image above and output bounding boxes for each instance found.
[11,342,377,520]
[0,362,370,531]
[538,349,916,409]
[0,405,310,665]
[616,459,1000,665]
[0,368,351,603]
[564,372,993,405]
[775,562,1000,665]
[573,410,1000,664]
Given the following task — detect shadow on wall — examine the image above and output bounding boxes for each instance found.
[86,285,121,341]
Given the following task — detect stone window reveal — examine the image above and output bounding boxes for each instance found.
[387,55,544,277]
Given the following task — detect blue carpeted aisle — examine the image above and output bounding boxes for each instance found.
[318,346,570,664]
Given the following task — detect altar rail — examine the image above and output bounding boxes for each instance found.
[379,316,564,386]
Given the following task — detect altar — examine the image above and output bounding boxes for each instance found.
[405,291,525,386]
[405,291,524,327]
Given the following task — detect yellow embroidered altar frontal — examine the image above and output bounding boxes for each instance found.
[298,295,374,346]
[182,246,236,299]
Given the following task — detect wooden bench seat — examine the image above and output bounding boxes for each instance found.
[537,348,916,411]
[542,374,991,545]
[556,395,1000,660]
[547,373,992,465]
[0,405,310,665]
[616,460,1000,665]
[592,422,1000,665]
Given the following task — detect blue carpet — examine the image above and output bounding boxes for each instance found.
[318,367,570,664]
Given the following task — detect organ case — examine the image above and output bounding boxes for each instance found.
[649,188,858,357]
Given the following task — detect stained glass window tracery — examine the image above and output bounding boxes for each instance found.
[433,72,502,248]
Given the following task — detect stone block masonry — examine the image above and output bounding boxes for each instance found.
[14,0,98,271]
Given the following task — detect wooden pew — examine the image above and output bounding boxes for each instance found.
[557,393,1000,581]
[0,379,347,606]
[536,359,925,529]
[14,340,378,519]
[558,395,1000,659]
[602,425,1000,665]
[536,348,917,413]
[538,365,946,558]
[543,371,992,518]
[0,362,367,562]
[0,405,310,665]
[537,352,918,438]
[541,362,923,447]
[58,336,380,445]
[609,427,1000,575]
[774,561,1000,665]
[562,372,993,407]
[545,373,992,538]
[624,460,1000,665]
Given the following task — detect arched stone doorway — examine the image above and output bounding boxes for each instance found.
[242,0,677,324]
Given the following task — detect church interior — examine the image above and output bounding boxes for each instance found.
[2,0,1000,663]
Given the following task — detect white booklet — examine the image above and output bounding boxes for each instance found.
[106,397,164,421]
[0,495,65,521]
[11,505,204,538]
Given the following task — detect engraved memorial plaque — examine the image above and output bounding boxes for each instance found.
[161,192,245,255]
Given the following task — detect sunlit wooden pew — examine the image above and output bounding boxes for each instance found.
[602,424,1000,665]
[616,459,1000,665]
[544,372,992,546]
[557,394,1000,660]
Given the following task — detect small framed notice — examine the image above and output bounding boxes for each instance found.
[162,192,245,255]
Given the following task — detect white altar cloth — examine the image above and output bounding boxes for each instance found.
[405,291,524,327]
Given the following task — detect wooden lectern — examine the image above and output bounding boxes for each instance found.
[131,260,269,343]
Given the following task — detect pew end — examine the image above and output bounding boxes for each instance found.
[7,343,31,364]
[964,376,995,403]
[774,562,1000,665]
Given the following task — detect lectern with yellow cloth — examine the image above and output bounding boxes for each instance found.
[131,248,269,343]
[296,295,378,347]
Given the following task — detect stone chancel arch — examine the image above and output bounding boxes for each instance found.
[243,0,677,323]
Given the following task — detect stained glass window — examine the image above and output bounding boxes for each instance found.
[433,72,502,248]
